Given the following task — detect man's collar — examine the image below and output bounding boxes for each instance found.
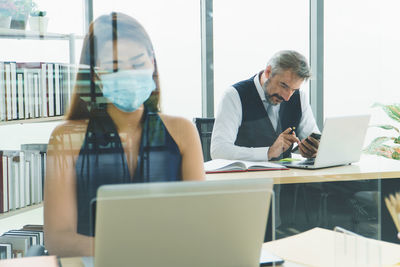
[254,71,266,101]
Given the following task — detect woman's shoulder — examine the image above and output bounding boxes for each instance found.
[158,113,198,145]
[48,119,89,149]
[158,113,195,132]
[51,119,89,136]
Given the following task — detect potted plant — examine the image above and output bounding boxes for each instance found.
[363,103,400,160]
[10,0,36,30]
[0,0,16,28]
[29,8,48,33]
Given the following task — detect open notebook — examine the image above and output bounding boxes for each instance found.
[205,159,288,173]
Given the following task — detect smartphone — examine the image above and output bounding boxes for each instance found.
[305,132,321,145]
[291,132,321,153]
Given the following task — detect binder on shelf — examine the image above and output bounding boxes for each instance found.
[0,61,74,123]
[0,151,8,213]
[41,63,48,117]
[33,73,40,118]
[16,62,45,120]
[3,151,21,211]
[7,230,43,246]
[0,62,7,121]
[20,144,47,204]
[54,63,61,116]
[0,225,44,259]
[16,73,24,119]
[0,243,12,259]
[4,63,12,121]
[0,235,30,258]
[10,62,18,120]
[19,151,26,207]
[47,63,54,117]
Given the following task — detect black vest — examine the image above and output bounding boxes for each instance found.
[234,75,302,158]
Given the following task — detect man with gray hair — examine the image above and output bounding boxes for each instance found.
[211,50,320,161]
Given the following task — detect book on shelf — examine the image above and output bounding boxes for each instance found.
[16,73,24,119]
[22,224,44,232]
[7,230,43,246]
[0,225,44,259]
[0,61,75,122]
[0,235,29,258]
[204,158,288,174]
[4,62,12,121]
[47,63,54,117]
[0,63,5,121]
[20,144,47,204]
[54,63,61,116]
[0,151,7,213]
[2,150,21,211]
[0,145,47,213]
[0,243,12,259]
[16,62,46,120]
[9,62,18,120]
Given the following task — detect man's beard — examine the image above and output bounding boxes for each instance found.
[262,79,284,105]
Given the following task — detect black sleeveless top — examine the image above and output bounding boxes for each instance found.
[75,108,182,236]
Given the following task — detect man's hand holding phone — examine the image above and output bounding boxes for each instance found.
[268,127,299,160]
[296,132,320,158]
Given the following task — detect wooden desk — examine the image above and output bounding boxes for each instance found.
[262,227,400,267]
[59,227,400,267]
[206,155,400,184]
[59,257,84,267]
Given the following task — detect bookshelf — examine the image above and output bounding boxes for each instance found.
[0,203,42,220]
[0,116,64,126]
[0,7,86,240]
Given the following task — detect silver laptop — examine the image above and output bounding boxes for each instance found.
[94,179,275,267]
[282,114,371,169]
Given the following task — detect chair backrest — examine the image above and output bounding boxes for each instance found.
[193,117,215,162]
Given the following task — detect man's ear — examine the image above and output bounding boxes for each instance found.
[264,65,272,79]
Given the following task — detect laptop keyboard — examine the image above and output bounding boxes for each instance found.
[301,158,315,165]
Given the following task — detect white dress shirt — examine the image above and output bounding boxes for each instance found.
[210,74,320,161]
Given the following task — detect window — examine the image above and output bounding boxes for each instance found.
[93,0,202,119]
[213,0,310,112]
[324,0,400,143]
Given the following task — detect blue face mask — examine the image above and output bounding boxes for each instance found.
[99,69,156,112]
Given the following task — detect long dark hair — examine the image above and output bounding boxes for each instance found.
[66,12,160,120]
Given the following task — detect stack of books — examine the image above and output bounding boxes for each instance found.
[0,61,76,121]
[0,224,43,258]
[0,144,47,213]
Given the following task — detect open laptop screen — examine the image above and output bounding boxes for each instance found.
[94,179,273,267]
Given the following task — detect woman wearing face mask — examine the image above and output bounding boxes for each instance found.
[44,12,205,257]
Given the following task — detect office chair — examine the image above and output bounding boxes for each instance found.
[25,245,48,256]
[193,118,215,162]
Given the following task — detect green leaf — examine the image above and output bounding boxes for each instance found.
[392,151,400,160]
[382,104,400,123]
[372,124,400,132]
[395,137,400,144]
[363,144,393,158]
[371,102,384,108]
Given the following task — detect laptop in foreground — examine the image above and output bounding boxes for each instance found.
[94,179,278,267]
[282,114,371,169]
